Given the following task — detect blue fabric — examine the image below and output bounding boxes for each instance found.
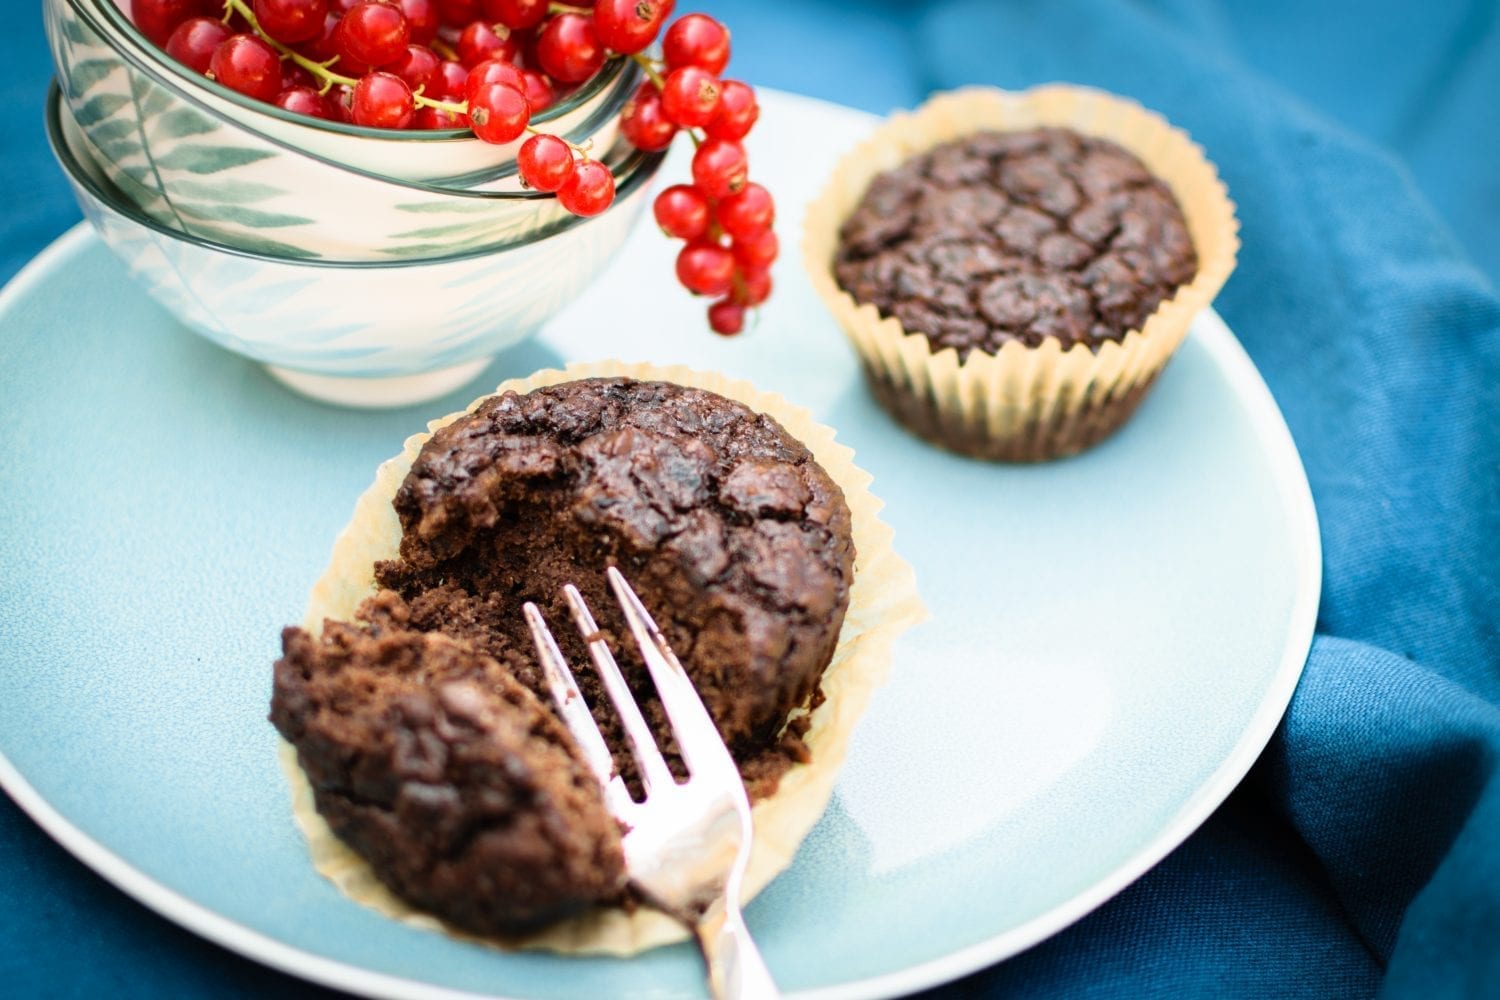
[3,1,1498,996]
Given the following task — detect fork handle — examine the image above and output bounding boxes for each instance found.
[696,899,779,999]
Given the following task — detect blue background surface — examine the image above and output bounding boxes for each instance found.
[2,1,1497,997]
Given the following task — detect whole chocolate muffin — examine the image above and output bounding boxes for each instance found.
[377,377,856,797]
[270,591,626,937]
[806,86,1241,464]
[834,127,1197,358]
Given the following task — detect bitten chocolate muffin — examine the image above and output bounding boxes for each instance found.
[273,377,858,939]
[270,591,626,937]
[376,377,856,797]
[834,127,1198,358]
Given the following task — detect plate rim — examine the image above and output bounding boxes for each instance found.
[0,208,1321,999]
[805,305,1322,999]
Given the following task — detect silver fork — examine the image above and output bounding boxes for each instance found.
[523,566,780,1000]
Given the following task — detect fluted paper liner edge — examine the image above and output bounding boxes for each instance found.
[279,360,926,956]
[802,84,1240,459]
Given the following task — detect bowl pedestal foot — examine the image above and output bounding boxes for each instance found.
[266,357,493,408]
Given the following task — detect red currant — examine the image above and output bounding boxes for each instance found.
[456,20,519,67]
[653,184,710,240]
[336,2,410,68]
[535,14,604,84]
[705,79,757,141]
[165,16,230,74]
[619,82,677,151]
[329,83,357,122]
[593,0,665,55]
[660,66,720,128]
[510,28,544,74]
[662,13,729,74]
[398,0,440,45]
[467,82,529,142]
[517,134,576,192]
[388,44,440,92]
[732,229,778,270]
[691,137,748,198]
[734,266,772,305]
[281,61,316,89]
[716,182,773,240]
[301,12,342,62]
[414,104,465,128]
[130,0,210,48]
[433,59,469,99]
[463,58,524,103]
[434,0,480,25]
[482,0,547,30]
[707,298,745,335]
[209,34,282,103]
[352,71,415,127]
[274,85,332,118]
[676,240,735,296]
[253,0,325,44]
[521,70,554,112]
[557,159,616,216]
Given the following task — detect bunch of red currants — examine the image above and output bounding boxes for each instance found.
[630,14,773,336]
[130,0,775,334]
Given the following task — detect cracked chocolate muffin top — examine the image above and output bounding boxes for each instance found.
[270,592,626,937]
[834,127,1198,358]
[378,378,855,798]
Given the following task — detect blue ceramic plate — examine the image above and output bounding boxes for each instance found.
[0,92,1319,999]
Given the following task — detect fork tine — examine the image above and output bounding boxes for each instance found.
[563,584,678,797]
[523,601,635,816]
[606,567,737,780]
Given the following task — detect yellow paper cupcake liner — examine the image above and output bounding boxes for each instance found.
[803,84,1240,461]
[280,360,927,956]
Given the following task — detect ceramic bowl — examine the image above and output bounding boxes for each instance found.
[45,0,641,261]
[46,83,664,407]
[76,0,632,186]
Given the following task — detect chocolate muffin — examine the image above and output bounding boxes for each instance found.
[273,377,858,937]
[806,87,1236,463]
[834,127,1198,358]
[270,591,626,937]
[377,377,856,796]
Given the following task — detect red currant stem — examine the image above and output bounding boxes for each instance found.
[221,0,466,113]
[221,0,354,86]
[548,2,594,15]
[524,125,593,156]
[629,52,667,92]
[430,37,460,62]
[415,91,467,113]
[412,86,469,116]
